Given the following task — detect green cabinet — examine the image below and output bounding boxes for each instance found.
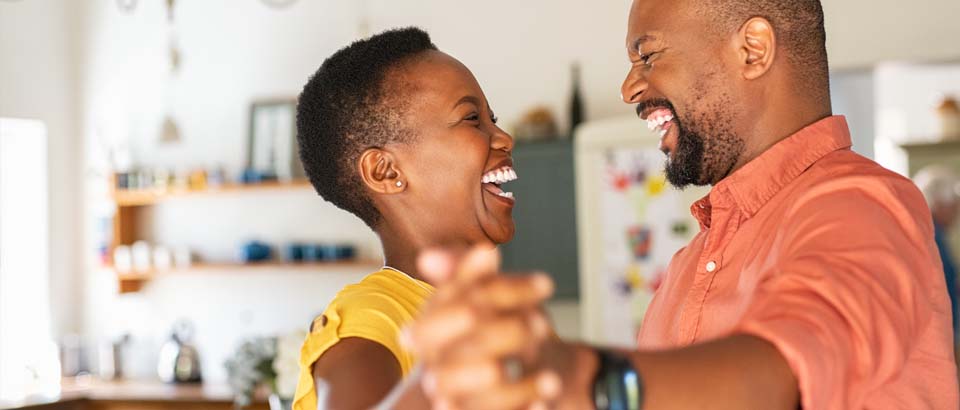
[500,140,579,300]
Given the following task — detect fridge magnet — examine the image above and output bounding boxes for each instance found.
[625,264,645,290]
[645,173,667,197]
[671,221,690,237]
[614,277,633,297]
[627,226,653,260]
[606,167,631,192]
[631,165,648,186]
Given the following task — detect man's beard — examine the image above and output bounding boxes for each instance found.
[639,98,744,189]
[664,122,706,188]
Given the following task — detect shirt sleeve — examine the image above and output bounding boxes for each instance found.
[735,178,952,409]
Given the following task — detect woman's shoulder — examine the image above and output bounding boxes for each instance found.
[299,269,431,379]
[331,269,433,314]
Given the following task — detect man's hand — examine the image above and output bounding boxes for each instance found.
[403,247,585,410]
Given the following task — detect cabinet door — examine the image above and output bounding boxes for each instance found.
[500,140,579,300]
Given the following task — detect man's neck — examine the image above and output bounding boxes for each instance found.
[724,101,834,183]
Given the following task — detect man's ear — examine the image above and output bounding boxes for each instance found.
[358,148,406,194]
[737,17,777,80]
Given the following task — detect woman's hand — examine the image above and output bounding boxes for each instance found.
[403,247,588,410]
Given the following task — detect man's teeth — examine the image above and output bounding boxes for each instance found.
[646,114,674,134]
[481,166,518,184]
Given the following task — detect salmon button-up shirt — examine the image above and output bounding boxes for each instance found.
[638,116,958,409]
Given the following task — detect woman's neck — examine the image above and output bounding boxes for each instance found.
[377,224,480,286]
[377,222,435,285]
[381,245,422,283]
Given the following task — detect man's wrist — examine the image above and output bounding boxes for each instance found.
[590,347,645,410]
[540,342,598,409]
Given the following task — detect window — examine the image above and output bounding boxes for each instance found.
[0,118,59,402]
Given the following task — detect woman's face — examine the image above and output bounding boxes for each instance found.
[386,51,517,246]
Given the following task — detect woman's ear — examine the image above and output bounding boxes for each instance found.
[358,148,406,194]
[737,17,777,81]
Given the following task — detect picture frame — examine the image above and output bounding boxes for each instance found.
[247,98,304,181]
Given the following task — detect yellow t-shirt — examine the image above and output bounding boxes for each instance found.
[292,268,434,410]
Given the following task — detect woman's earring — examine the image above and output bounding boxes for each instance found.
[396,181,403,187]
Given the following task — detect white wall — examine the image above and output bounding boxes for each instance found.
[0,0,82,341]
[79,0,637,175]
[823,0,960,69]
[830,69,876,159]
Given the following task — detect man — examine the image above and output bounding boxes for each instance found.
[915,165,960,344]
[405,0,960,409]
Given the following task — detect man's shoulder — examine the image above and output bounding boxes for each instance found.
[777,149,933,235]
[795,149,924,205]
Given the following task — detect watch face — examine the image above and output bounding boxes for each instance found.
[593,349,645,410]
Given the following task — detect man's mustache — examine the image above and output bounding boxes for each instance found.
[635,98,676,118]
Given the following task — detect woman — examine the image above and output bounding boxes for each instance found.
[293,27,518,410]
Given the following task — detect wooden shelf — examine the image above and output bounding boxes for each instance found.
[106,175,364,293]
[113,179,313,207]
[116,260,381,280]
[115,260,379,292]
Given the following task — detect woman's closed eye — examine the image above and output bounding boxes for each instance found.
[639,51,660,66]
[465,112,499,125]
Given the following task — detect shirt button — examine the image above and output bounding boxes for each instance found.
[706,261,717,272]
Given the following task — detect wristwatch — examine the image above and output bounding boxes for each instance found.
[592,348,645,410]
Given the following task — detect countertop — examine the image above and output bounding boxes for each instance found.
[0,377,269,410]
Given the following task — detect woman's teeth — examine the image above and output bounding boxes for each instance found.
[647,113,674,138]
[481,166,518,185]
[482,166,517,200]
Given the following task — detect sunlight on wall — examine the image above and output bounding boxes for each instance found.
[0,118,59,402]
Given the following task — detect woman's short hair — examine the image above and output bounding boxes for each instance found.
[297,27,437,228]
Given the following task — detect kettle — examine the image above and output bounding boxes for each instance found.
[157,320,202,383]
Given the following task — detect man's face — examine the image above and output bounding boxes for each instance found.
[621,0,747,188]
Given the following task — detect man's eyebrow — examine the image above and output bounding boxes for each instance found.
[629,34,658,54]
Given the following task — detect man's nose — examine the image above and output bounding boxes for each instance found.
[621,68,648,104]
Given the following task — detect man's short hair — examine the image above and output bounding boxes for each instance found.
[701,0,829,98]
[296,27,437,228]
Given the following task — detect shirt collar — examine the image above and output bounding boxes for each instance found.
[691,116,852,227]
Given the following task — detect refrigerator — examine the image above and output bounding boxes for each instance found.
[574,115,708,348]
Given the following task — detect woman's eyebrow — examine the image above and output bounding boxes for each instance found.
[452,95,482,109]
[629,33,659,55]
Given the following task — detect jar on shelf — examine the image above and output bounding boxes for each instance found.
[937,96,960,140]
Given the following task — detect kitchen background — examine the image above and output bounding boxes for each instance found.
[1,0,959,408]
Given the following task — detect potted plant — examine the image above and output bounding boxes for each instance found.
[225,331,304,410]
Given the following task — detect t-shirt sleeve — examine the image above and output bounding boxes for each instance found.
[735,180,953,408]
[292,291,413,410]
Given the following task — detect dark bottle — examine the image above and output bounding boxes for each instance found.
[569,62,585,137]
